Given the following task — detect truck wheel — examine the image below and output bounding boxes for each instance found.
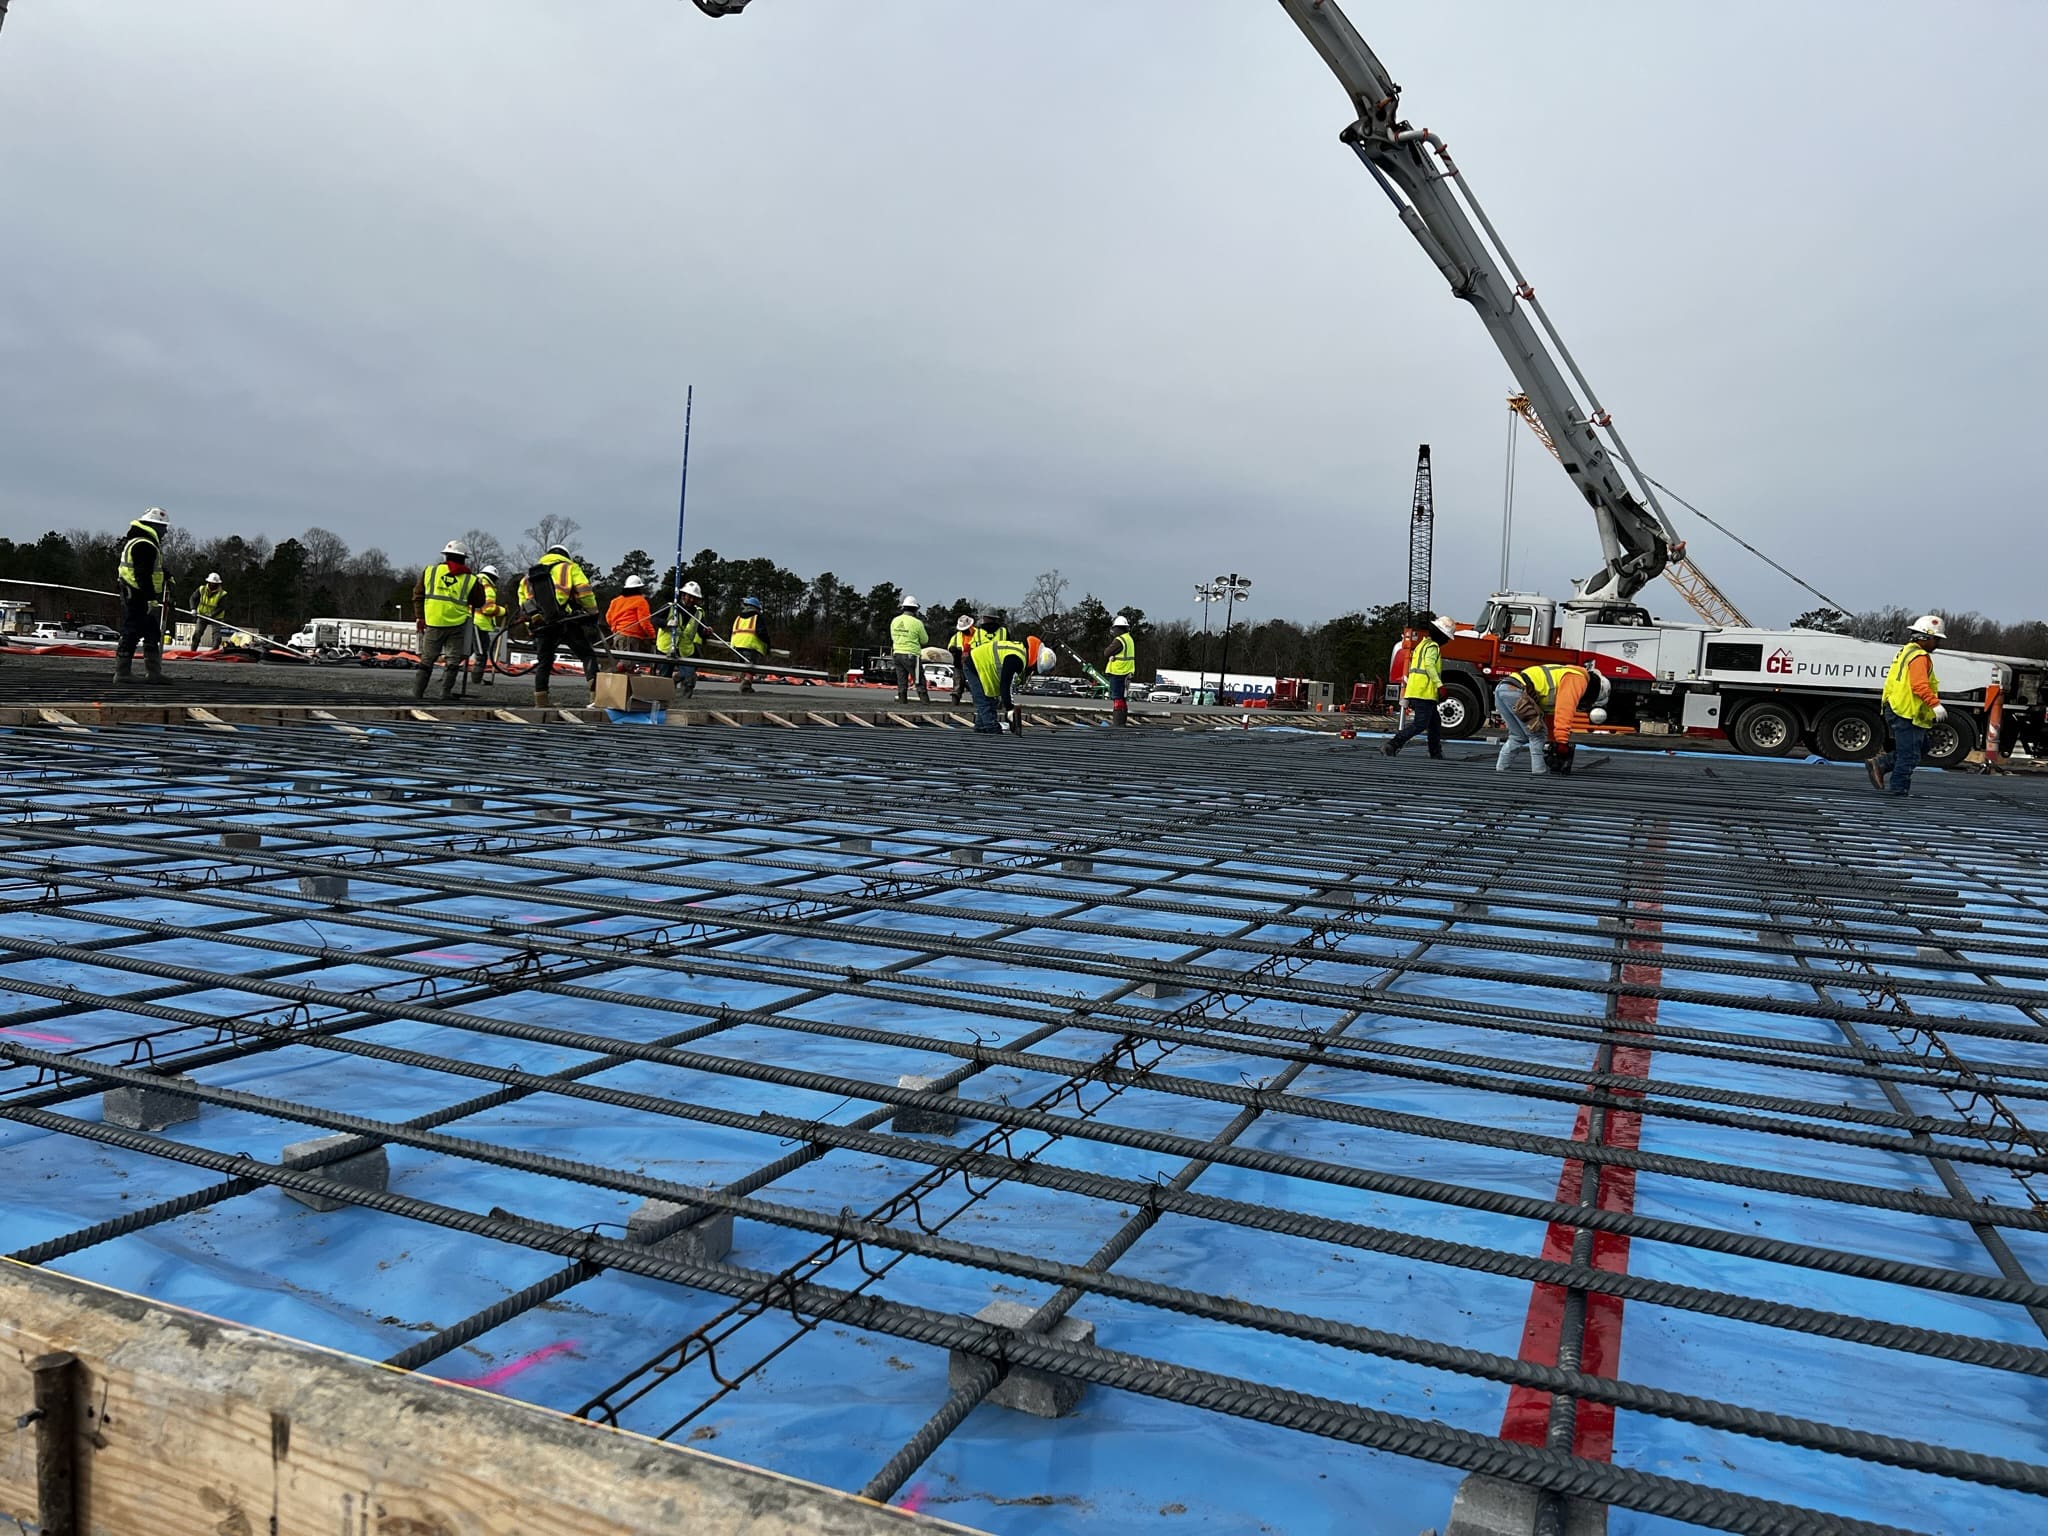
[1729,700,1800,757]
[1813,703,1882,762]
[1436,681,1484,739]
[1924,712,1978,770]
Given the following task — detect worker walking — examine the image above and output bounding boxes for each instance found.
[890,595,931,703]
[1382,615,1456,759]
[729,595,768,693]
[1105,613,1137,726]
[470,564,506,685]
[605,575,657,672]
[1494,662,1609,775]
[412,538,486,701]
[518,541,602,707]
[967,619,1056,734]
[1869,614,1947,797]
[948,614,977,704]
[655,580,707,697]
[113,506,173,686]
[190,573,229,649]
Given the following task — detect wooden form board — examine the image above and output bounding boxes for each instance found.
[0,1261,976,1536]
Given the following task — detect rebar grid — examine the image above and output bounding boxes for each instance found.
[4,720,2048,1536]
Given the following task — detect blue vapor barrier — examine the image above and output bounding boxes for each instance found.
[4,718,2048,1535]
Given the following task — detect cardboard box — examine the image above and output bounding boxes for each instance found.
[593,673,677,712]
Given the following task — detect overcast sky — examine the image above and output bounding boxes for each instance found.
[3,1,2042,627]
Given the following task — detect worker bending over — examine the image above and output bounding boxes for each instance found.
[1104,613,1136,726]
[113,506,172,686]
[605,575,657,671]
[890,595,930,704]
[518,541,602,707]
[413,538,486,701]
[948,614,977,704]
[655,580,707,697]
[1495,662,1609,775]
[967,619,1056,734]
[470,565,505,685]
[190,573,229,649]
[1869,614,1947,797]
[1382,615,1456,760]
[729,595,767,693]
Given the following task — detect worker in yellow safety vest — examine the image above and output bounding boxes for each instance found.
[114,506,172,686]
[1495,661,1610,775]
[517,542,602,707]
[190,573,230,650]
[728,595,768,694]
[968,622,1057,735]
[1868,614,1946,797]
[889,595,931,704]
[412,538,487,700]
[1382,615,1456,760]
[1104,613,1137,726]
[947,614,977,704]
[469,564,506,686]
[655,580,707,697]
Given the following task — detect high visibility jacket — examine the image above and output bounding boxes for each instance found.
[1106,632,1136,677]
[419,562,480,628]
[657,605,704,657]
[116,521,164,598]
[949,628,977,658]
[730,610,767,655]
[518,553,597,620]
[194,584,228,619]
[606,594,656,641]
[1510,663,1574,712]
[473,577,504,633]
[971,631,1041,695]
[1882,643,1941,728]
[1403,637,1443,702]
[889,612,929,654]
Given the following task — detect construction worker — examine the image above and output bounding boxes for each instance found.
[947,614,977,704]
[1495,662,1610,775]
[412,538,486,700]
[1105,613,1137,726]
[517,541,602,707]
[113,506,172,686]
[1382,615,1456,759]
[890,595,930,703]
[729,595,767,693]
[967,620,1056,734]
[470,565,506,685]
[1869,614,1947,797]
[655,580,707,697]
[605,574,657,672]
[190,573,229,649]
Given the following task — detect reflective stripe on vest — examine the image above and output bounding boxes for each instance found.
[731,612,766,654]
[421,563,478,628]
[1512,664,1568,709]
[658,609,703,656]
[116,524,164,597]
[969,628,1011,693]
[1882,643,1939,728]
[196,587,227,618]
[1106,632,1136,676]
[473,578,502,632]
[1404,638,1443,702]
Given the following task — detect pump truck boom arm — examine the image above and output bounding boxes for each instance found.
[692,0,1687,605]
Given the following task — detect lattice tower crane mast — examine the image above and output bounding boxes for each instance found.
[1406,445,1434,619]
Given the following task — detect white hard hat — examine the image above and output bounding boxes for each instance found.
[443,538,469,557]
[956,614,974,632]
[1429,614,1456,640]
[1589,707,1610,725]
[1036,645,1058,674]
[1588,670,1612,708]
[624,574,645,590]
[902,594,920,610]
[204,572,222,584]
[681,580,704,600]
[140,506,169,526]
[547,542,571,557]
[1112,614,1130,629]
[481,564,498,578]
[1908,614,1946,639]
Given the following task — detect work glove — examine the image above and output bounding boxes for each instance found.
[1932,705,1949,724]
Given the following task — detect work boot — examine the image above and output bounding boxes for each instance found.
[1865,757,1888,792]
[1381,740,1399,758]
[438,669,458,702]
[412,665,431,700]
[1009,706,1023,735]
[114,653,136,685]
[918,686,930,704]
[142,657,171,687]
[533,688,552,710]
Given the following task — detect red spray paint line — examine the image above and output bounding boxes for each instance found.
[1498,890,1662,1463]
[1,1027,76,1045]
[899,1484,930,1514]
[446,1339,578,1391]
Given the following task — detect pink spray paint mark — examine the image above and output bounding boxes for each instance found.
[1,1027,75,1045]
[899,1484,929,1514]
[446,1339,577,1391]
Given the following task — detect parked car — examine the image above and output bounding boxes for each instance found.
[1146,685,1186,705]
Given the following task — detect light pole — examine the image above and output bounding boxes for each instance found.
[1213,573,1252,703]
[1194,579,1226,702]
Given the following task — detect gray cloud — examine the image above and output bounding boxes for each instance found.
[4,0,2043,627]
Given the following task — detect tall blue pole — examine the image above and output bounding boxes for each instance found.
[668,386,693,652]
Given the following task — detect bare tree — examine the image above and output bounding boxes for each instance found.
[461,528,509,572]
[1018,568,1070,628]
[300,526,351,586]
[515,514,582,569]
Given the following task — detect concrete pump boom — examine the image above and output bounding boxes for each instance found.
[691,0,1689,606]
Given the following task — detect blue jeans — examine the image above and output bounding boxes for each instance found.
[1495,682,1546,773]
[1875,708,1926,795]
[1388,697,1442,757]
[964,663,1000,732]
[1108,675,1127,705]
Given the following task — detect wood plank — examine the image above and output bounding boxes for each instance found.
[843,712,877,728]
[492,709,532,724]
[307,709,374,739]
[709,711,745,728]
[805,712,840,728]
[0,1261,970,1536]
[35,708,90,734]
[885,713,921,730]
[184,706,237,732]
[761,712,799,729]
